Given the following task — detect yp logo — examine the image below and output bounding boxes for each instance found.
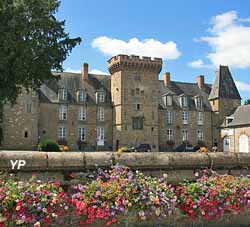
[10,160,26,170]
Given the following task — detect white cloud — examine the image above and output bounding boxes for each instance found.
[193,11,250,68]
[92,36,181,60]
[188,59,212,69]
[64,67,81,73]
[89,69,109,75]
[235,81,250,92]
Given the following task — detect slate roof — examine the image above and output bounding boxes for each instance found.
[159,80,212,111]
[39,72,112,105]
[209,66,241,100]
[222,105,250,127]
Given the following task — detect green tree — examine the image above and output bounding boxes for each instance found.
[0,0,81,104]
[244,99,250,105]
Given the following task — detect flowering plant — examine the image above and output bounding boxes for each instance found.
[176,169,250,219]
[0,175,70,226]
[71,165,177,226]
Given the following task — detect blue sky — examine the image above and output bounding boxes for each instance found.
[56,0,250,101]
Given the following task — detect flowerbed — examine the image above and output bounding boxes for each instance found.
[1,167,250,227]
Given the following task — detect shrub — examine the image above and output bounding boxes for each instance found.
[117,146,132,153]
[38,139,60,152]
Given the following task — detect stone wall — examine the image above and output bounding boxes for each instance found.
[1,151,250,184]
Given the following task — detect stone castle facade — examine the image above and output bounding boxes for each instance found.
[0,54,242,151]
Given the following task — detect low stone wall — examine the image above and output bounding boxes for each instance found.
[1,151,250,183]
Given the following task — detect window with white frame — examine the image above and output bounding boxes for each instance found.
[182,129,188,141]
[167,111,173,124]
[58,89,67,101]
[97,127,105,141]
[58,126,66,139]
[180,96,188,108]
[167,129,173,141]
[78,90,86,102]
[197,112,204,125]
[182,111,189,124]
[79,106,87,121]
[96,92,105,103]
[78,127,86,141]
[59,105,67,120]
[166,95,173,106]
[195,97,203,109]
[197,130,204,141]
[98,107,105,121]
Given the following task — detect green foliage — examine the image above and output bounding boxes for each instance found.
[0,0,81,104]
[244,99,250,105]
[38,138,60,151]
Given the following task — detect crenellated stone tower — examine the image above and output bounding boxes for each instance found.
[108,55,162,151]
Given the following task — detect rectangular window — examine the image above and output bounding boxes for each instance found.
[78,127,86,141]
[167,129,173,141]
[195,98,203,109]
[97,127,105,141]
[167,111,173,124]
[132,117,143,130]
[98,107,105,121]
[197,130,204,141]
[58,127,66,140]
[26,103,32,113]
[182,111,189,124]
[197,112,204,125]
[134,104,141,111]
[59,89,67,101]
[166,96,173,106]
[180,96,188,108]
[136,88,140,95]
[96,92,105,103]
[79,106,87,121]
[78,90,86,102]
[182,129,188,141]
[59,105,67,120]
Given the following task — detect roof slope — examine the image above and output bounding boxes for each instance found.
[209,66,241,100]
[225,105,250,127]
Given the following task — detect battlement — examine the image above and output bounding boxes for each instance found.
[108,54,162,74]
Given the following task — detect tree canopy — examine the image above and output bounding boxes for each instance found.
[0,0,81,104]
[244,99,250,105]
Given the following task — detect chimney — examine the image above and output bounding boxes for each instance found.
[82,63,88,80]
[163,72,171,87]
[196,75,205,89]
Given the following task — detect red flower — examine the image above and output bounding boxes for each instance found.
[54,181,61,187]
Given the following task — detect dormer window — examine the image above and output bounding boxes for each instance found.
[180,96,188,108]
[96,92,105,103]
[195,97,203,109]
[166,95,173,106]
[226,116,234,125]
[58,88,67,101]
[78,90,86,102]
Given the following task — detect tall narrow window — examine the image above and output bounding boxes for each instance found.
[182,129,188,141]
[180,96,188,108]
[98,107,105,121]
[24,131,28,138]
[197,130,204,141]
[195,97,203,109]
[96,92,105,103]
[58,127,66,140]
[79,106,87,121]
[167,111,173,124]
[78,127,86,141]
[197,112,204,125]
[97,127,105,140]
[78,90,86,102]
[182,111,189,124]
[167,129,173,141]
[59,105,67,120]
[166,96,173,106]
[26,103,32,113]
[132,117,143,130]
[58,89,67,101]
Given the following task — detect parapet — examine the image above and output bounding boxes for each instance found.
[107,54,162,74]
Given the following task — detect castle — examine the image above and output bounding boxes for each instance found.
[0,54,241,152]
